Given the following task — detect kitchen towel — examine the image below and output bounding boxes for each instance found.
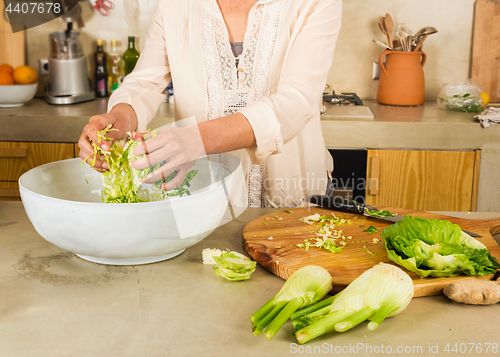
[475,107,500,128]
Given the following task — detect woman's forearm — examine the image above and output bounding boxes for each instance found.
[198,112,257,154]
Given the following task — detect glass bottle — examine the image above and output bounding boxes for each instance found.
[123,36,140,76]
[107,40,123,94]
[94,39,108,98]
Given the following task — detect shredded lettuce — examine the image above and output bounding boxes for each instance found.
[85,126,198,203]
[381,216,500,277]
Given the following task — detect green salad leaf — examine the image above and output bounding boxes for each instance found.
[381,216,500,277]
[85,127,198,203]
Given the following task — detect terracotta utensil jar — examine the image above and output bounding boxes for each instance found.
[377,50,427,106]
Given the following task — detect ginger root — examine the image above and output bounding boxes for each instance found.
[444,277,500,305]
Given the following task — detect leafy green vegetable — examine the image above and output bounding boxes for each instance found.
[438,94,484,113]
[381,216,500,277]
[363,226,378,233]
[85,126,198,203]
[365,209,395,217]
[250,266,332,341]
[213,252,256,281]
[293,263,414,344]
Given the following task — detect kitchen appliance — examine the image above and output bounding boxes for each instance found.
[327,148,367,203]
[242,207,500,297]
[44,4,95,105]
[321,89,374,119]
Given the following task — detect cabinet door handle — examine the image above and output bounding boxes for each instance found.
[0,148,28,158]
[369,156,380,196]
[0,188,20,197]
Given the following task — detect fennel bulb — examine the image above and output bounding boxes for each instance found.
[293,263,414,344]
[250,265,332,341]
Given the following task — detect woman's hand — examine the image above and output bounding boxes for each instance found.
[130,125,206,191]
[78,104,138,172]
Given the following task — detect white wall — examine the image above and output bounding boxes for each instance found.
[26,0,476,101]
[329,0,475,100]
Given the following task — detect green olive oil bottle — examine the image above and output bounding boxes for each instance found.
[123,36,140,76]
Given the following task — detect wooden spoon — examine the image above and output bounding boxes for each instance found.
[384,13,394,51]
[378,16,390,48]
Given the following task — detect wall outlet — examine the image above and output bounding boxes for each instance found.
[38,58,49,76]
[372,62,381,80]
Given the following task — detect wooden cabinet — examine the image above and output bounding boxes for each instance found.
[365,149,480,212]
[0,142,75,200]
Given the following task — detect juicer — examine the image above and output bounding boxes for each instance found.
[44,4,95,104]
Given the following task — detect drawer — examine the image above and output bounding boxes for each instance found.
[0,181,20,201]
[0,142,75,181]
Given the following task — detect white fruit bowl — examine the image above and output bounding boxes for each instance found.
[19,155,243,265]
[0,83,38,107]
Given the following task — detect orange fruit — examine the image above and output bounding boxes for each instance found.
[13,65,38,84]
[0,71,14,85]
[0,64,14,75]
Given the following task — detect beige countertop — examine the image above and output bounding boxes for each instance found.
[1,99,500,211]
[1,201,499,357]
[0,98,497,147]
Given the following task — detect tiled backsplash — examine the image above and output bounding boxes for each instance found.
[26,0,475,101]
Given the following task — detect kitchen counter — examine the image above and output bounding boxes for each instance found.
[1,98,500,211]
[0,98,496,146]
[1,201,499,357]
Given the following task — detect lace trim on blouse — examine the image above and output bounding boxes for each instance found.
[201,0,284,207]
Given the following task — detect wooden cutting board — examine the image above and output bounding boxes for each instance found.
[243,207,500,297]
[471,0,500,102]
[0,2,25,67]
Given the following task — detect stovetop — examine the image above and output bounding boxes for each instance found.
[323,91,364,106]
[321,90,375,119]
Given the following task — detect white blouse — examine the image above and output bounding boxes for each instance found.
[108,0,342,207]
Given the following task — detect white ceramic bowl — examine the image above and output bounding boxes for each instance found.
[19,155,243,265]
[0,83,38,107]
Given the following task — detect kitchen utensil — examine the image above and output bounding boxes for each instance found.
[372,38,391,50]
[377,16,390,48]
[412,26,438,42]
[414,33,428,52]
[412,27,437,51]
[309,195,481,237]
[89,0,114,16]
[471,0,500,102]
[395,23,412,51]
[383,13,394,51]
[376,49,426,106]
[242,207,500,297]
[19,154,243,265]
